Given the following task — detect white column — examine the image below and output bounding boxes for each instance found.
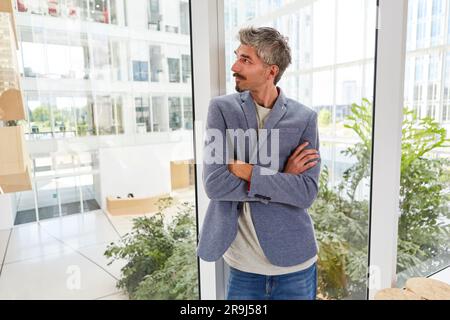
[368,0,408,300]
[191,0,227,300]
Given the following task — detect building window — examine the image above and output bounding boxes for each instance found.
[135,96,151,133]
[183,97,193,130]
[169,97,182,130]
[150,45,163,82]
[182,54,191,83]
[88,0,109,23]
[132,60,149,82]
[180,1,190,35]
[168,58,180,83]
[110,0,118,24]
[151,96,165,131]
[95,95,123,135]
[148,0,161,31]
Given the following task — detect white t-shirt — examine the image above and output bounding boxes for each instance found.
[223,100,317,275]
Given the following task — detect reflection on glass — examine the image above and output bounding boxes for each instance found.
[150,45,163,82]
[183,97,192,130]
[74,96,95,136]
[36,179,59,221]
[396,0,450,286]
[224,0,377,300]
[148,0,161,31]
[27,95,52,139]
[133,60,149,82]
[152,96,166,132]
[58,176,81,216]
[168,57,180,83]
[12,0,198,300]
[135,96,151,133]
[91,35,111,80]
[169,96,181,130]
[182,54,191,83]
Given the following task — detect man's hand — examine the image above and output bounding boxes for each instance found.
[283,142,320,175]
[228,160,253,182]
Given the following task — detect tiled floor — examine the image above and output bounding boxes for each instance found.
[0,187,196,300]
[0,210,128,300]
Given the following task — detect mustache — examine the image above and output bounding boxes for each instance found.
[233,73,246,80]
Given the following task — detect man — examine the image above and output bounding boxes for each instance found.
[197,26,321,300]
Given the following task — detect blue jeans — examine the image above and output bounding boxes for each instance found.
[226,263,317,300]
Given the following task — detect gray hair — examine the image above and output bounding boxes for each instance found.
[238,26,292,85]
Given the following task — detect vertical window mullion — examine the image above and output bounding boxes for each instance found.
[368,0,408,299]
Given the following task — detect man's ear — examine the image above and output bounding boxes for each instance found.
[269,65,279,81]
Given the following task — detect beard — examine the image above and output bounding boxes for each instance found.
[233,73,246,92]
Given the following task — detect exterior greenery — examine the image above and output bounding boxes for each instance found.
[104,198,198,300]
[311,98,450,299]
[104,99,449,300]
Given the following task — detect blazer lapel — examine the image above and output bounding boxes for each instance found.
[263,88,287,132]
[258,88,287,154]
[239,88,287,131]
[239,88,288,163]
[240,91,258,131]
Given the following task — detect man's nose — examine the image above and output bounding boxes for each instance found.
[231,60,240,72]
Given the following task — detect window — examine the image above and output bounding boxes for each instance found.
[95,95,123,135]
[183,97,193,130]
[135,96,151,133]
[169,96,182,130]
[396,0,450,287]
[74,96,95,137]
[168,57,180,83]
[88,0,109,23]
[132,60,149,82]
[21,42,45,78]
[148,0,161,30]
[151,96,166,131]
[182,54,191,83]
[150,45,163,82]
[180,1,190,35]
[224,0,377,300]
[26,94,52,139]
[91,35,112,80]
[110,0,118,24]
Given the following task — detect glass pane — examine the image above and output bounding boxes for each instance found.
[150,45,162,82]
[224,0,377,300]
[36,179,59,221]
[169,96,182,130]
[396,0,450,286]
[152,96,166,132]
[168,57,180,83]
[79,174,99,212]
[58,176,81,216]
[183,97,193,130]
[26,93,52,139]
[8,0,198,300]
[135,96,151,133]
[14,189,37,225]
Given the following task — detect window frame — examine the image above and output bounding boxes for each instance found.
[192,0,410,300]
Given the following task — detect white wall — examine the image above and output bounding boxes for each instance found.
[0,194,16,230]
[162,0,180,29]
[98,132,193,209]
[125,0,148,29]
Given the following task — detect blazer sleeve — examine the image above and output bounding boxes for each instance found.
[247,111,321,209]
[202,99,268,204]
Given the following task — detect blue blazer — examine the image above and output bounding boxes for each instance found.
[197,88,321,267]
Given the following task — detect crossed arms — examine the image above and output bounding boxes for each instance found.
[203,101,321,209]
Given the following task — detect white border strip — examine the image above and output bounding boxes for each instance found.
[368,0,408,299]
[191,0,226,300]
